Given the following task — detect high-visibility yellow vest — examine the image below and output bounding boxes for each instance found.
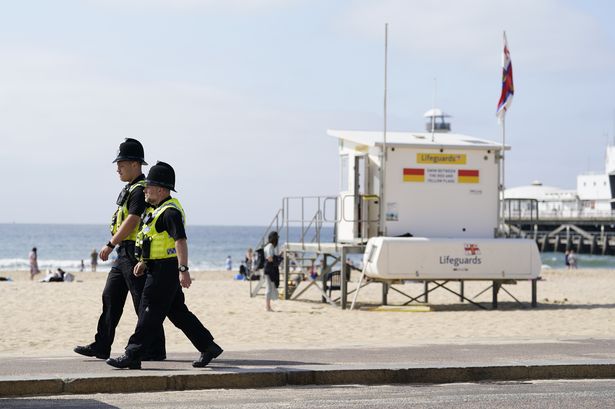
[110,180,147,242]
[135,198,185,260]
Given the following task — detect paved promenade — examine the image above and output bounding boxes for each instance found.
[1,339,615,397]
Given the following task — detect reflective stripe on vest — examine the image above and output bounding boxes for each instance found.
[135,198,185,260]
[110,180,147,241]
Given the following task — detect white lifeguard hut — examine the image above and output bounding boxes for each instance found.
[251,109,541,310]
[332,109,500,241]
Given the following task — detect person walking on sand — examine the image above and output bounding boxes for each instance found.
[74,138,166,361]
[263,231,282,312]
[225,255,232,271]
[106,161,222,369]
[90,249,98,272]
[29,247,40,280]
[568,249,577,269]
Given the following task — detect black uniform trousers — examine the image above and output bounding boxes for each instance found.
[125,257,214,359]
[92,242,166,357]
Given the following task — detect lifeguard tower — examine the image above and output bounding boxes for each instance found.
[251,109,541,310]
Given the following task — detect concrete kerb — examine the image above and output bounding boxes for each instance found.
[3,363,615,398]
[63,375,168,395]
[0,378,63,398]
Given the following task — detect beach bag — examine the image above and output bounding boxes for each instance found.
[255,248,265,270]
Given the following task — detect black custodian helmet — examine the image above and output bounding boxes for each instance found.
[113,138,147,165]
[146,161,176,191]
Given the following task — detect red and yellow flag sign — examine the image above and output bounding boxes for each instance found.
[458,169,479,183]
[403,168,424,182]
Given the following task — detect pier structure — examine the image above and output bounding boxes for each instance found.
[504,145,615,255]
[504,198,615,255]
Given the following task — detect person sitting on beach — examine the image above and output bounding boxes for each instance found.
[29,247,40,280]
[41,268,66,282]
[239,261,248,278]
[245,248,253,269]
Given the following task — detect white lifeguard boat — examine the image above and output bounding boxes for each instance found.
[363,237,540,281]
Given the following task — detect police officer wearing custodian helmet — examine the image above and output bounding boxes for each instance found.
[106,161,223,369]
[74,138,166,361]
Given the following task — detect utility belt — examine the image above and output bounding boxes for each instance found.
[116,241,136,259]
[118,240,136,248]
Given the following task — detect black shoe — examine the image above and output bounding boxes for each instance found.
[106,354,141,369]
[74,344,109,360]
[192,342,223,368]
[142,353,166,361]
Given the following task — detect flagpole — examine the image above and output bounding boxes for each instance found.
[500,116,506,237]
[497,30,513,238]
[379,23,388,237]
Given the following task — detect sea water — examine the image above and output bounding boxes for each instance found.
[540,251,615,270]
[0,223,333,272]
[2,224,613,272]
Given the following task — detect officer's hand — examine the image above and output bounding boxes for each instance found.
[133,262,147,277]
[179,271,192,288]
[99,245,112,262]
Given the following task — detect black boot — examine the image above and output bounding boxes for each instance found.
[192,342,223,368]
[73,344,109,359]
[106,354,141,369]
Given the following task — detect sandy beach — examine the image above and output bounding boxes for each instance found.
[0,268,614,358]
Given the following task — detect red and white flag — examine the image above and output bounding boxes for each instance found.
[496,31,514,122]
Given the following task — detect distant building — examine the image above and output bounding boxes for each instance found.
[505,181,578,218]
[576,145,615,213]
[505,146,615,218]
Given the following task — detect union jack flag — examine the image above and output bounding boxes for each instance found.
[464,243,481,256]
[496,31,514,122]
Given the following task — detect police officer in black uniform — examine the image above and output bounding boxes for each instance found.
[106,161,223,369]
[74,138,166,361]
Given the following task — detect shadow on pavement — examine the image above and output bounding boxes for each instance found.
[0,398,118,409]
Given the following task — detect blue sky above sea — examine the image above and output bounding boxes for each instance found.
[1,0,615,225]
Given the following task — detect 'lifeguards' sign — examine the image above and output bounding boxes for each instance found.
[417,153,466,165]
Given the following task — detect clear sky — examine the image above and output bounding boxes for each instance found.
[2,0,614,225]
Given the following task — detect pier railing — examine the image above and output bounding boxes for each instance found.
[506,209,615,221]
[503,199,615,222]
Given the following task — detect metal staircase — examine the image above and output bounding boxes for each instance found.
[249,196,337,298]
